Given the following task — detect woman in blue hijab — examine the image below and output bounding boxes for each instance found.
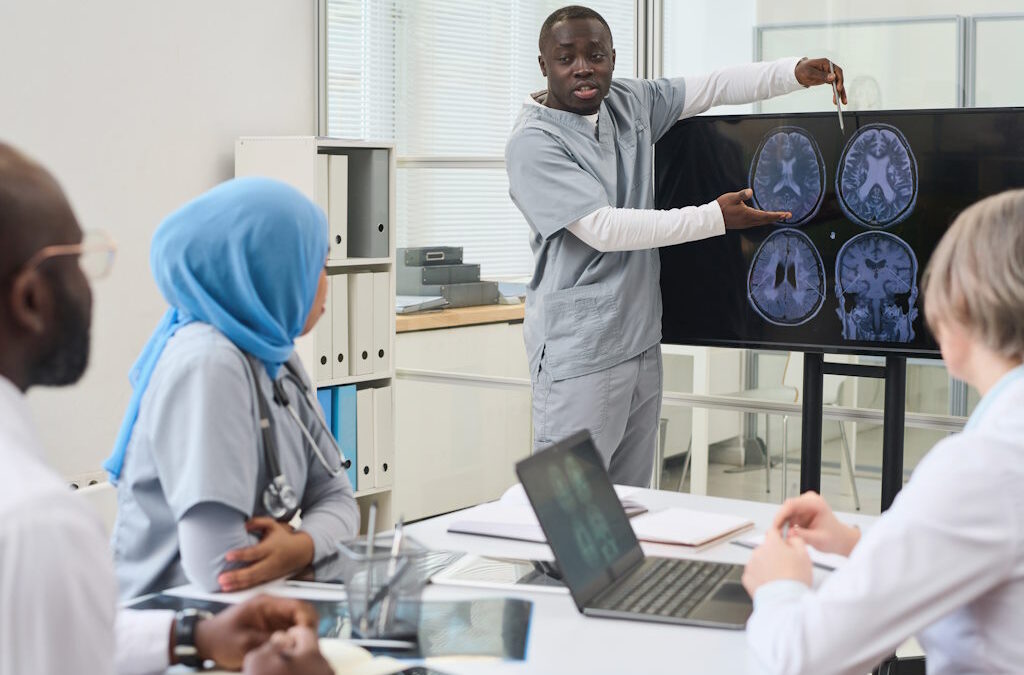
[107,177,359,599]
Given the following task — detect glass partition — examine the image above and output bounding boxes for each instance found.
[971,14,1024,106]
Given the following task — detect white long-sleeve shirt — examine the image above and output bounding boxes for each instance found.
[0,376,172,675]
[746,366,1024,675]
[563,57,803,252]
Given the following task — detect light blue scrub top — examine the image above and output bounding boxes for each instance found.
[505,77,688,381]
[111,323,358,600]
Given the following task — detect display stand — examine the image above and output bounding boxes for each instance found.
[801,353,907,511]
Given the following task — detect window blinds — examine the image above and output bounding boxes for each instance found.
[326,0,635,277]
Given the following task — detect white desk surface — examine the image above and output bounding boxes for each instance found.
[167,489,878,674]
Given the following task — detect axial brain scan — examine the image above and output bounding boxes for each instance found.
[836,231,919,342]
[836,123,918,228]
[749,127,826,226]
[747,228,826,326]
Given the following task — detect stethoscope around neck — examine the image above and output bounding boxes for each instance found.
[244,354,352,519]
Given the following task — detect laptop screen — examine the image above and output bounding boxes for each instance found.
[516,431,645,609]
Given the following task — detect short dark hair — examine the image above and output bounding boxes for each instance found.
[538,5,612,52]
[0,143,72,281]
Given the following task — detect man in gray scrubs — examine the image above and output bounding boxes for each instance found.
[506,5,846,486]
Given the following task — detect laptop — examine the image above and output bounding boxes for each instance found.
[516,430,753,630]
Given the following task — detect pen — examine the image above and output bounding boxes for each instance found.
[361,502,378,635]
[376,518,405,634]
[367,558,411,626]
[730,539,837,572]
[829,59,844,133]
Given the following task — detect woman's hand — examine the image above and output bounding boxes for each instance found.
[773,491,861,556]
[219,517,315,592]
[742,527,813,597]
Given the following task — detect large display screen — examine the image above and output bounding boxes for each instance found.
[656,108,1024,357]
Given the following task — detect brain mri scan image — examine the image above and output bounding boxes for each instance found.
[836,231,919,342]
[747,228,826,326]
[836,123,918,228]
[749,127,826,226]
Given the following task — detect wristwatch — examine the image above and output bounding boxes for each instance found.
[173,608,214,669]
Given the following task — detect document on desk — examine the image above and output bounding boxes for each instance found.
[211,639,404,675]
[629,508,754,547]
[448,483,642,542]
[732,534,849,571]
[448,483,752,547]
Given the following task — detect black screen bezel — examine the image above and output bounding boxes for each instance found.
[515,431,645,611]
[656,106,1024,358]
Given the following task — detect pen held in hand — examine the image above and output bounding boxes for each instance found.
[829,60,845,134]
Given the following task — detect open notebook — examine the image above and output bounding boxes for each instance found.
[448,483,753,548]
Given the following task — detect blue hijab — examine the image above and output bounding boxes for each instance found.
[103,177,328,482]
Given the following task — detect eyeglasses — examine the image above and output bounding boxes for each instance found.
[21,229,117,280]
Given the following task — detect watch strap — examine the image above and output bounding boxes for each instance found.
[173,608,213,669]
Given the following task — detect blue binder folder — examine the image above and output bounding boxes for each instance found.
[316,387,334,433]
[333,385,359,489]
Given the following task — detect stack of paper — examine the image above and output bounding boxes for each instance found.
[448,483,753,548]
[629,508,753,547]
[396,295,447,314]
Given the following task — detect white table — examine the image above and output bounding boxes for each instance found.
[167,489,877,674]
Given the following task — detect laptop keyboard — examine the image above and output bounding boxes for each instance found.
[594,558,734,618]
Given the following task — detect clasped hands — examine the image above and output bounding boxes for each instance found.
[742,491,861,597]
[184,595,332,675]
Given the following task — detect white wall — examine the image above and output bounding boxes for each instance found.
[662,0,757,114]
[0,1,316,479]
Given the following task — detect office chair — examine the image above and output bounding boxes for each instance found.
[670,353,861,509]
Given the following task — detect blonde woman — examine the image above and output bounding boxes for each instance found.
[742,190,1024,674]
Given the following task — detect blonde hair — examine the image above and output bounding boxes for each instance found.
[923,189,1024,359]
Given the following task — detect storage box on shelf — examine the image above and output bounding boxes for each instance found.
[235,136,396,531]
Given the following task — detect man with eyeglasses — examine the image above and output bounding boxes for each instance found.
[0,142,331,675]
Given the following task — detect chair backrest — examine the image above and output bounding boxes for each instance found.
[780,352,802,393]
[822,373,847,406]
[778,354,852,406]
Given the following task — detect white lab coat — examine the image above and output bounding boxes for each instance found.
[746,367,1024,674]
[0,376,171,675]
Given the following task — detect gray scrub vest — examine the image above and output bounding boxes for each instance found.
[505,77,687,381]
[111,322,353,599]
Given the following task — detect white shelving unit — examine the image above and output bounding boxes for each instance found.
[235,136,396,531]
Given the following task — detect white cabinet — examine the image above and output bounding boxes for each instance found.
[394,321,532,522]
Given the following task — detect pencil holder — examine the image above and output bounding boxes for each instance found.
[336,534,429,639]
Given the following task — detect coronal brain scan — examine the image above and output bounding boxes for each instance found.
[836,231,919,343]
[747,228,826,326]
[749,127,826,226]
[836,123,918,228]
